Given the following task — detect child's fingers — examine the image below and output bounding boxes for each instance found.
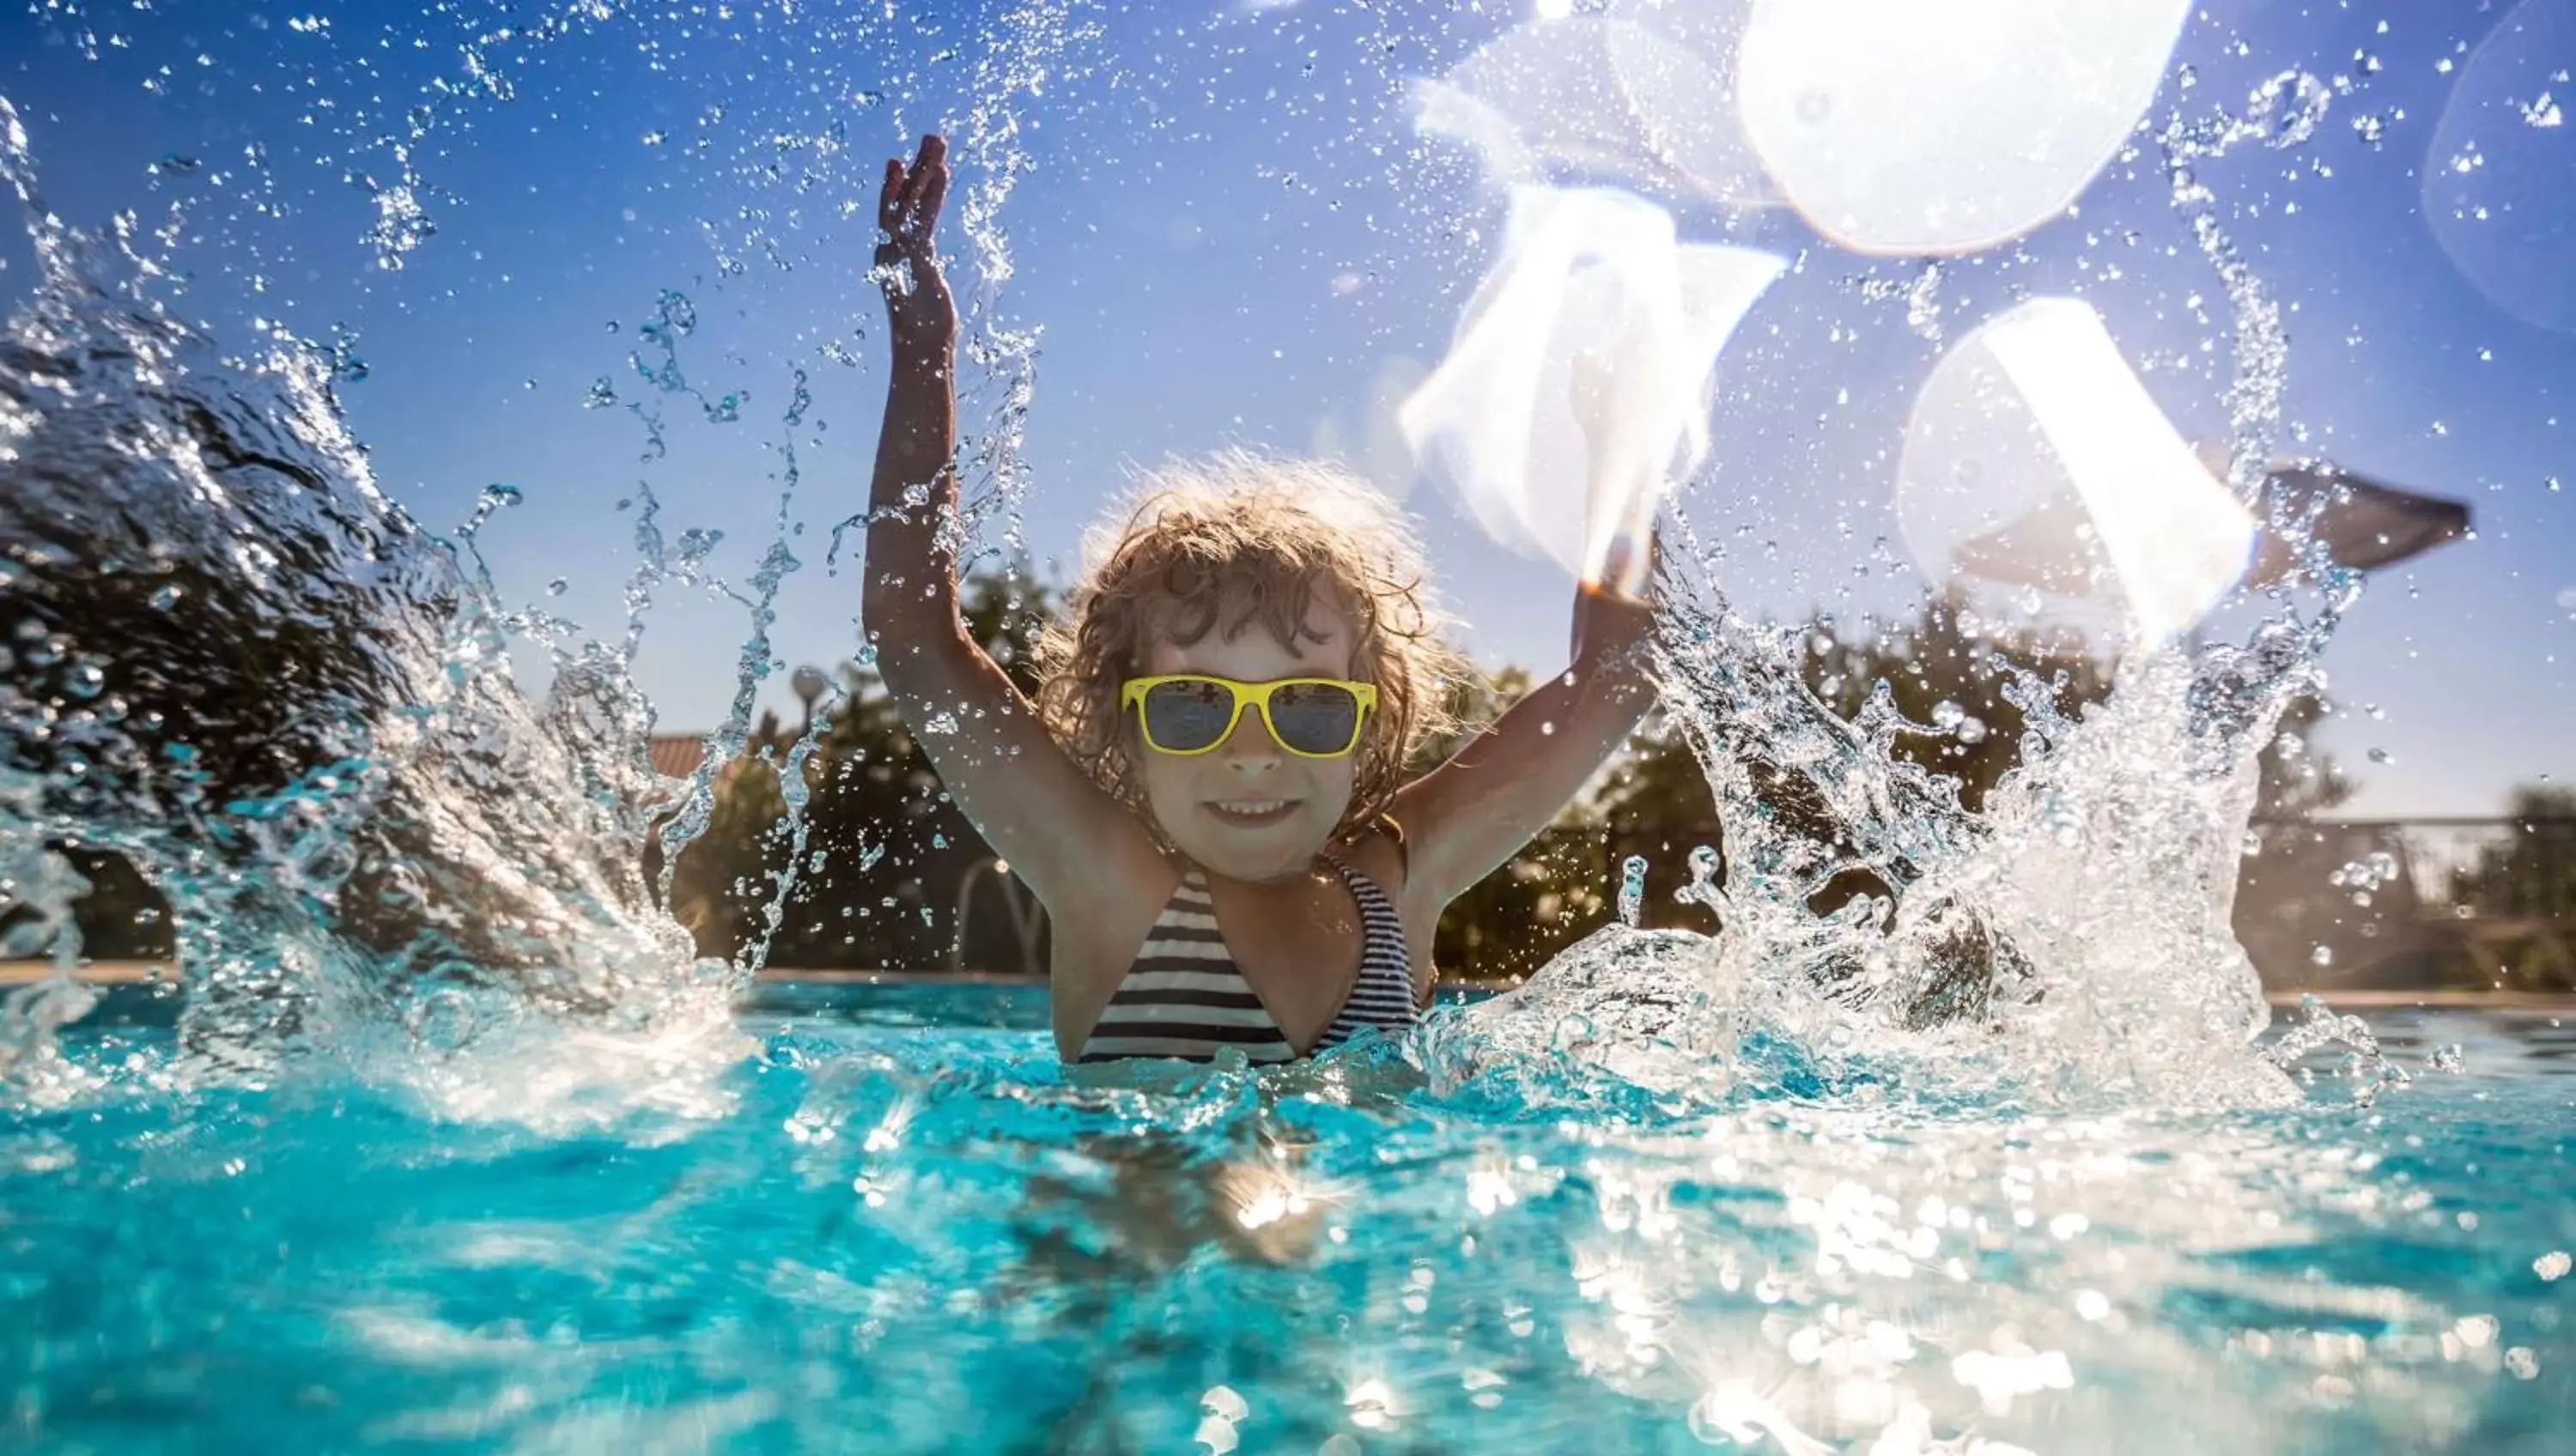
[904,135,947,219]
[878,158,907,234]
[914,155,950,232]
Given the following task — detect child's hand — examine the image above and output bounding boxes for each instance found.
[1573,574,1656,662]
[876,134,956,356]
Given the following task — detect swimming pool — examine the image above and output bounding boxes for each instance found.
[4,983,2567,1453]
[2,1,2571,1450]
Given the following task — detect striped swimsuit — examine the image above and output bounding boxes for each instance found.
[1075,854,1418,1065]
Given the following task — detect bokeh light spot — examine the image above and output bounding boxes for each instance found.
[1736,0,2190,255]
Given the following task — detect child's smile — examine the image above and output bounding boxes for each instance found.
[1205,798,1297,826]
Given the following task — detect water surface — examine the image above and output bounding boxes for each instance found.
[4,986,2567,1453]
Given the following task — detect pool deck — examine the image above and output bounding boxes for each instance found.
[3,961,2573,1010]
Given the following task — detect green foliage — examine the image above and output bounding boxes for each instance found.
[1795,598,2111,813]
[1588,595,2353,947]
[2451,785,2576,922]
[665,581,2373,979]
[665,562,1055,970]
[39,575,2374,984]
[1584,595,2119,936]
[1415,663,1618,978]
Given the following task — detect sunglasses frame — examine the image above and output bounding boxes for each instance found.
[1119,673,1380,759]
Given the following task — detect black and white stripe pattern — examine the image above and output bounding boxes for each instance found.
[1308,853,1419,1052]
[1076,870,1297,1065]
[1074,855,1417,1065]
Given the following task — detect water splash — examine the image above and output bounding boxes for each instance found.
[0,96,736,1105]
[0,9,2403,1136]
[1437,64,2371,1115]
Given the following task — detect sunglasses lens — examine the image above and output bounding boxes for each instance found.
[1266,682,1363,755]
[1139,678,1235,752]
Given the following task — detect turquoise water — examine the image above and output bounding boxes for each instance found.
[4,985,2568,1453]
[2,7,2570,1453]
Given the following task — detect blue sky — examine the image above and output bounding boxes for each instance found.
[3,0,2568,817]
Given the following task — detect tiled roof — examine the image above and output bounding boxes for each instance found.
[647,734,708,779]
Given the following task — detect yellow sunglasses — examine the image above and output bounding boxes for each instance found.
[1119,674,1380,758]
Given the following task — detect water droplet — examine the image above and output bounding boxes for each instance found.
[147,583,184,610]
[546,578,568,597]
[924,712,958,736]
[1616,855,1647,926]
[2366,747,2394,765]
[676,528,723,566]
[2247,70,2333,150]
[2311,945,2335,967]
[1674,845,1722,908]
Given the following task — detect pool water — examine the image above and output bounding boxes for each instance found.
[3,985,2569,1454]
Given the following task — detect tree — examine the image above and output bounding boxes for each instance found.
[1418,664,1623,979]
[2440,784,2576,990]
[1589,593,2354,955]
[2454,785,2576,918]
[663,562,1057,970]
[1588,595,2119,931]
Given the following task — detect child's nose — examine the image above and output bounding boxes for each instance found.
[1218,709,1284,765]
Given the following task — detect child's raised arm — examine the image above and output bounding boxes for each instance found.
[859,136,1157,913]
[1389,578,1659,916]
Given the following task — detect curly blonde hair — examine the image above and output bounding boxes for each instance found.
[1035,452,1469,839]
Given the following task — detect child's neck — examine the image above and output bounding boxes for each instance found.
[1190,850,1340,890]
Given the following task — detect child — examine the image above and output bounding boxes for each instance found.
[863,136,1657,1065]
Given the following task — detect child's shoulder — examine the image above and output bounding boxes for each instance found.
[1333,814,1413,899]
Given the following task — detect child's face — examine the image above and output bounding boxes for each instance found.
[1133,600,1364,885]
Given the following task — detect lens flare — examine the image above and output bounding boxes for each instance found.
[1413,9,1768,206]
[2421,0,2576,333]
[1400,186,1782,598]
[1736,0,2190,254]
[1897,297,2257,644]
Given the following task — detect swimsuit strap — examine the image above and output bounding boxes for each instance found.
[1075,868,1297,1065]
[1311,852,1420,1050]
